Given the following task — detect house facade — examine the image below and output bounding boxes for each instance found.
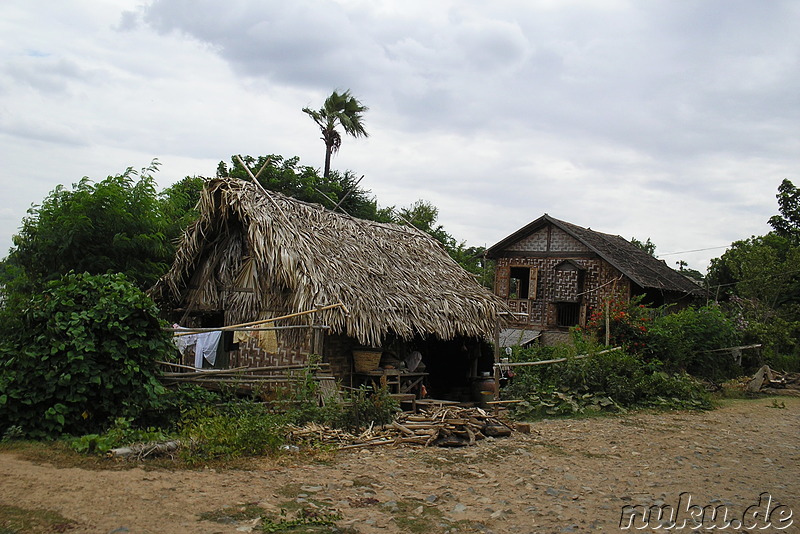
[486,214,702,345]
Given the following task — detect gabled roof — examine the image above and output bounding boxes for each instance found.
[152,177,505,346]
[486,214,701,295]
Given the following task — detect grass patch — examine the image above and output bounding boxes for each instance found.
[199,504,267,523]
[0,504,77,533]
[392,499,444,534]
[389,499,486,534]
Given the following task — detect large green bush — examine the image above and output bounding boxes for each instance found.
[502,345,711,419]
[0,272,174,438]
[645,305,741,380]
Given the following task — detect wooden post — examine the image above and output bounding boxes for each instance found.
[493,319,501,401]
[605,300,610,346]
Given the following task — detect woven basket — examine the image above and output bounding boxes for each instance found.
[353,350,382,372]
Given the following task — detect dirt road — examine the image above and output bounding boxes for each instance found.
[1,397,798,533]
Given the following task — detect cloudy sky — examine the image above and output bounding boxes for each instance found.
[2,1,798,272]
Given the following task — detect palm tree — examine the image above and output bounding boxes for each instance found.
[303,90,368,178]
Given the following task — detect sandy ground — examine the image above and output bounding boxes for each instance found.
[1,397,798,534]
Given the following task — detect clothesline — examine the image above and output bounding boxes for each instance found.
[165,325,330,333]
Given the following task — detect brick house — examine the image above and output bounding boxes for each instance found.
[485,214,702,345]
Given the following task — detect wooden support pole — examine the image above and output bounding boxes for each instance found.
[173,303,347,336]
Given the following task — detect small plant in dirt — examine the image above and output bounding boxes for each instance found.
[69,417,172,455]
[276,357,399,432]
[179,401,287,465]
[260,508,343,533]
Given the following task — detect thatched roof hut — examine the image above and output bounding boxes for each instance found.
[152,177,504,349]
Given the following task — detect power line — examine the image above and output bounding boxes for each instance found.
[706,267,800,291]
[657,245,730,257]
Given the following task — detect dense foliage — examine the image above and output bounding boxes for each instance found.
[706,180,800,370]
[644,305,741,380]
[218,154,390,222]
[576,296,744,380]
[0,272,174,438]
[503,344,711,419]
[3,164,172,293]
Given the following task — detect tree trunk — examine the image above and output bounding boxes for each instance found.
[324,145,332,178]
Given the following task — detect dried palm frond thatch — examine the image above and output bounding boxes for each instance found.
[151,178,505,346]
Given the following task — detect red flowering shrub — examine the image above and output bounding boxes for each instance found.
[576,294,653,353]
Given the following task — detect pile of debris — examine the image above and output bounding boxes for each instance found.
[747,365,800,395]
[288,406,518,449]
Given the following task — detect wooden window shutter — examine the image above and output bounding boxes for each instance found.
[529,268,539,300]
[495,265,510,298]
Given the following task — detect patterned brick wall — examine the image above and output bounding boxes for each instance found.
[229,331,313,368]
[508,226,584,253]
[509,229,548,251]
[495,256,630,328]
[553,268,580,301]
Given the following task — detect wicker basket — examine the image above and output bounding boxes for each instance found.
[353,349,382,372]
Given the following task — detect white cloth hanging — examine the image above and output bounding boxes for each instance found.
[194,330,222,368]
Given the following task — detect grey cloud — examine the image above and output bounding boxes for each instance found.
[2,56,102,95]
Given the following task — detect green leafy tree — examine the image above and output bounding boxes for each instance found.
[217,154,389,221]
[768,178,800,244]
[159,175,205,241]
[707,179,800,370]
[302,90,368,178]
[3,162,171,292]
[630,237,656,256]
[0,272,173,438]
[708,234,799,310]
[645,305,741,380]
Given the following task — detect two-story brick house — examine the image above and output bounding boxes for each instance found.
[486,214,702,345]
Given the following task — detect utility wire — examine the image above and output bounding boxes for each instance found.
[657,245,731,257]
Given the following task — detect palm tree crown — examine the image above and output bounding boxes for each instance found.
[303,90,368,177]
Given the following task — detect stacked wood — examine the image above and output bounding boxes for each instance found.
[747,365,800,395]
[286,406,514,449]
[392,406,512,447]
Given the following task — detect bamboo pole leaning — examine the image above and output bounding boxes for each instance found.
[494,346,622,369]
[172,303,348,337]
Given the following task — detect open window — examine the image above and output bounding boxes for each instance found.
[508,266,538,300]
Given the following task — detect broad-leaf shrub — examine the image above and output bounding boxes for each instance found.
[0,272,174,438]
[502,345,711,419]
[645,305,741,380]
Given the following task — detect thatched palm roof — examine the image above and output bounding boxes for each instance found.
[152,177,504,346]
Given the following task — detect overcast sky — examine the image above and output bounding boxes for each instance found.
[2,1,798,272]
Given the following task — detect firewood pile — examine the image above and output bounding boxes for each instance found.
[288,406,515,449]
[747,365,800,395]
